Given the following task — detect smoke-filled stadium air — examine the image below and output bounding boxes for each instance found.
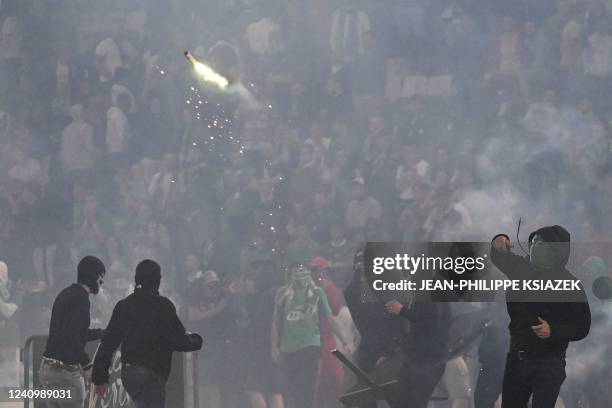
[0,0,611,407]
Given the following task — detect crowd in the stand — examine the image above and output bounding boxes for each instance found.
[1,0,612,406]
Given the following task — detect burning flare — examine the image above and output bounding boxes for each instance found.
[184,51,229,90]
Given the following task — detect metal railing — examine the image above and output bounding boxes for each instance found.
[22,335,47,408]
[21,336,199,408]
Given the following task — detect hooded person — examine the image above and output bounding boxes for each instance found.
[77,255,106,294]
[40,256,106,408]
[342,249,405,408]
[271,262,352,408]
[92,259,202,408]
[491,225,591,408]
[186,269,230,408]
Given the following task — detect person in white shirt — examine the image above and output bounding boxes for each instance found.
[8,149,42,184]
[345,178,382,231]
[60,105,96,174]
[0,16,21,61]
[148,153,181,213]
[95,18,123,81]
[584,19,612,78]
[523,88,566,140]
[106,93,131,157]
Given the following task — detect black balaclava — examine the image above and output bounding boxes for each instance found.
[77,256,106,294]
[528,225,571,269]
[135,259,162,293]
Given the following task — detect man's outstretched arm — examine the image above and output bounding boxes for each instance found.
[92,301,124,396]
[490,234,531,278]
[159,298,203,352]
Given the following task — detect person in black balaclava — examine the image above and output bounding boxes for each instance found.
[384,286,451,408]
[491,225,591,408]
[92,259,203,408]
[40,255,106,408]
[343,249,405,408]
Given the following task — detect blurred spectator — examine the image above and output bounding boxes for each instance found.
[310,256,347,408]
[584,18,612,113]
[321,221,353,287]
[351,31,385,120]
[60,104,96,176]
[73,194,111,260]
[0,261,18,386]
[94,17,123,82]
[106,92,132,166]
[330,5,371,64]
[148,152,181,214]
[523,87,564,139]
[243,260,283,408]
[188,270,232,408]
[284,223,320,268]
[345,178,382,233]
[8,149,42,184]
[489,16,525,79]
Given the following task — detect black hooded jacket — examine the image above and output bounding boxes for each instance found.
[43,283,104,366]
[344,276,405,358]
[490,225,591,357]
[92,287,202,384]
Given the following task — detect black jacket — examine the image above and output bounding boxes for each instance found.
[43,283,103,366]
[344,276,404,357]
[92,288,202,384]
[399,301,451,364]
[490,231,590,357]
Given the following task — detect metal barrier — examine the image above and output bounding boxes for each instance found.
[22,335,47,408]
[21,336,199,408]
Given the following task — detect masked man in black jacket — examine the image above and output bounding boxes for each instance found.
[345,247,451,408]
[343,249,405,408]
[40,256,106,408]
[92,259,203,408]
[491,225,591,408]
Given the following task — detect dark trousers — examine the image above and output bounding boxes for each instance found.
[387,361,445,408]
[501,356,566,408]
[474,364,504,408]
[121,365,166,408]
[281,346,320,408]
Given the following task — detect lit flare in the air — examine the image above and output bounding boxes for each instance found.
[184,51,229,90]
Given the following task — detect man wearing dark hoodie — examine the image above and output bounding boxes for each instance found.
[491,225,591,408]
[343,249,405,408]
[92,259,203,408]
[40,256,106,408]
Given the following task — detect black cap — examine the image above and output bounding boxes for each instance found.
[135,259,161,291]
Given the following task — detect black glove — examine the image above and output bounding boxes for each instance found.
[188,332,203,350]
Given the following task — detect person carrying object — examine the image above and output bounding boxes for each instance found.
[92,259,203,408]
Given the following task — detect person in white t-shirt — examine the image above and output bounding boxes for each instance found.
[106,92,131,161]
[60,105,96,174]
[345,178,382,232]
[95,18,124,81]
